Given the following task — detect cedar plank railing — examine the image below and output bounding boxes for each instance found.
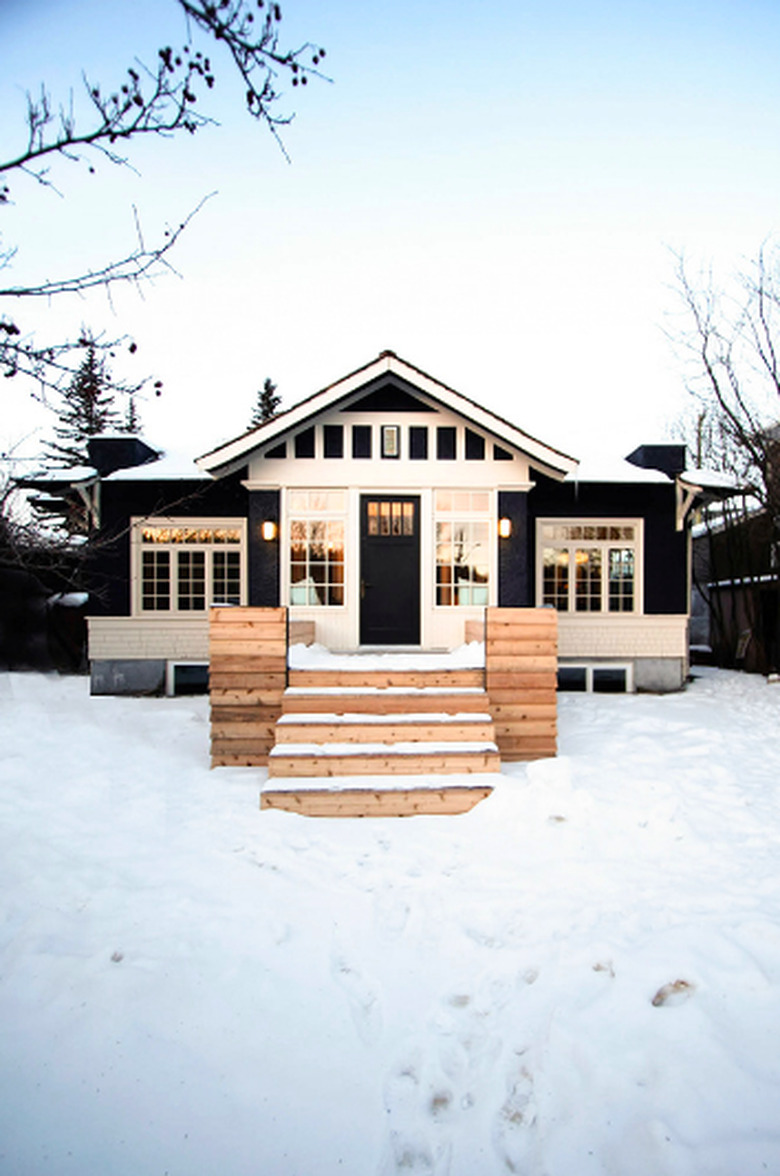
[208,605,558,769]
[209,606,287,767]
[485,607,558,761]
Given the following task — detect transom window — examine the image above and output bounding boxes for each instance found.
[435,490,491,606]
[288,489,345,607]
[538,521,639,613]
[135,520,245,613]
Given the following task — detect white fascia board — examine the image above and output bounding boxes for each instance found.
[196,352,578,480]
[380,356,578,478]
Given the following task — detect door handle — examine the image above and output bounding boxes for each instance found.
[361,579,370,599]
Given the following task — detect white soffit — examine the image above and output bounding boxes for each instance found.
[196,352,579,480]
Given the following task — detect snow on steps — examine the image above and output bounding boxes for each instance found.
[210,608,558,813]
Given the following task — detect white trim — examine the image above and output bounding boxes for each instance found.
[165,659,209,697]
[130,516,248,617]
[196,353,578,480]
[433,489,495,611]
[558,663,635,693]
[535,517,644,615]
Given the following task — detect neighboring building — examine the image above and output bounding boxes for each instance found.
[25,352,710,694]
[692,499,779,673]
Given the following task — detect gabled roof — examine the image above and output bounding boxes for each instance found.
[196,351,579,480]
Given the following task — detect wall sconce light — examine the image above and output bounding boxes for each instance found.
[498,517,512,539]
[261,520,278,542]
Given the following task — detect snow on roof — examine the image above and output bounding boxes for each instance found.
[27,464,97,484]
[103,450,210,481]
[680,468,743,492]
[565,456,671,484]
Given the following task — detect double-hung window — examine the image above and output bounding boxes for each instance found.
[135,519,246,613]
[288,489,346,607]
[435,490,491,606]
[538,520,640,613]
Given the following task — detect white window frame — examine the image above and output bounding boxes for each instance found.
[535,518,643,615]
[434,489,494,609]
[131,516,248,617]
[286,488,347,609]
[558,662,635,693]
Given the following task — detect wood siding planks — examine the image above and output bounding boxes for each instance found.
[485,607,558,761]
[209,606,287,766]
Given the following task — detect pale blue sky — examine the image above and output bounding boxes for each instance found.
[3,0,780,464]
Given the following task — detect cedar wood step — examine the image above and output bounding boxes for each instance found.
[267,746,502,778]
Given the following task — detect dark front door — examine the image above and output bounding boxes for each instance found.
[360,496,420,644]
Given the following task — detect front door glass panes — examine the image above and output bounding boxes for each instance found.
[367,500,415,537]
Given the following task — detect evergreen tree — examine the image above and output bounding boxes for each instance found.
[45,337,122,469]
[123,392,142,435]
[250,377,281,428]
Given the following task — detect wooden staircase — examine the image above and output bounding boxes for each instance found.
[262,665,499,816]
[209,606,558,818]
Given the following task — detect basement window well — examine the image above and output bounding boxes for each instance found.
[557,664,632,693]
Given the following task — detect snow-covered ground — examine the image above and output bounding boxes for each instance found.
[2,668,780,1176]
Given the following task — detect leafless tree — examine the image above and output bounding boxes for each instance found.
[0,0,327,397]
[672,247,780,671]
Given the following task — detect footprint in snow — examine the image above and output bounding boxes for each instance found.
[331,952,383,1046]
[379,1053,453,1176]
[651,978,695,1007]
[492,1059,538,1174]
[378,1130,451,1176]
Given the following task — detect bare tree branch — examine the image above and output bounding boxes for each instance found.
[0,2,326,400]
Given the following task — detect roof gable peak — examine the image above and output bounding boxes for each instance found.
[197,351,578,479]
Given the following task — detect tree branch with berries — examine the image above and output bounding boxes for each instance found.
[0,0,326,398]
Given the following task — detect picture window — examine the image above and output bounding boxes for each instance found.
[136,520,245,614]
[538,520,639,614]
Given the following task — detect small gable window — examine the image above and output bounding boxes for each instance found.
[352,425,372,459]
[494,444,513,461]
[409,426,428,460]
[295,427,315,459]
[381,425,400,459]
[265,441,286,460]
[437,427,457,461]
[465,429,485,461]
[324,425,344,459]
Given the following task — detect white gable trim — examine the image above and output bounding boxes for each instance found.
[196,352,578,481]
